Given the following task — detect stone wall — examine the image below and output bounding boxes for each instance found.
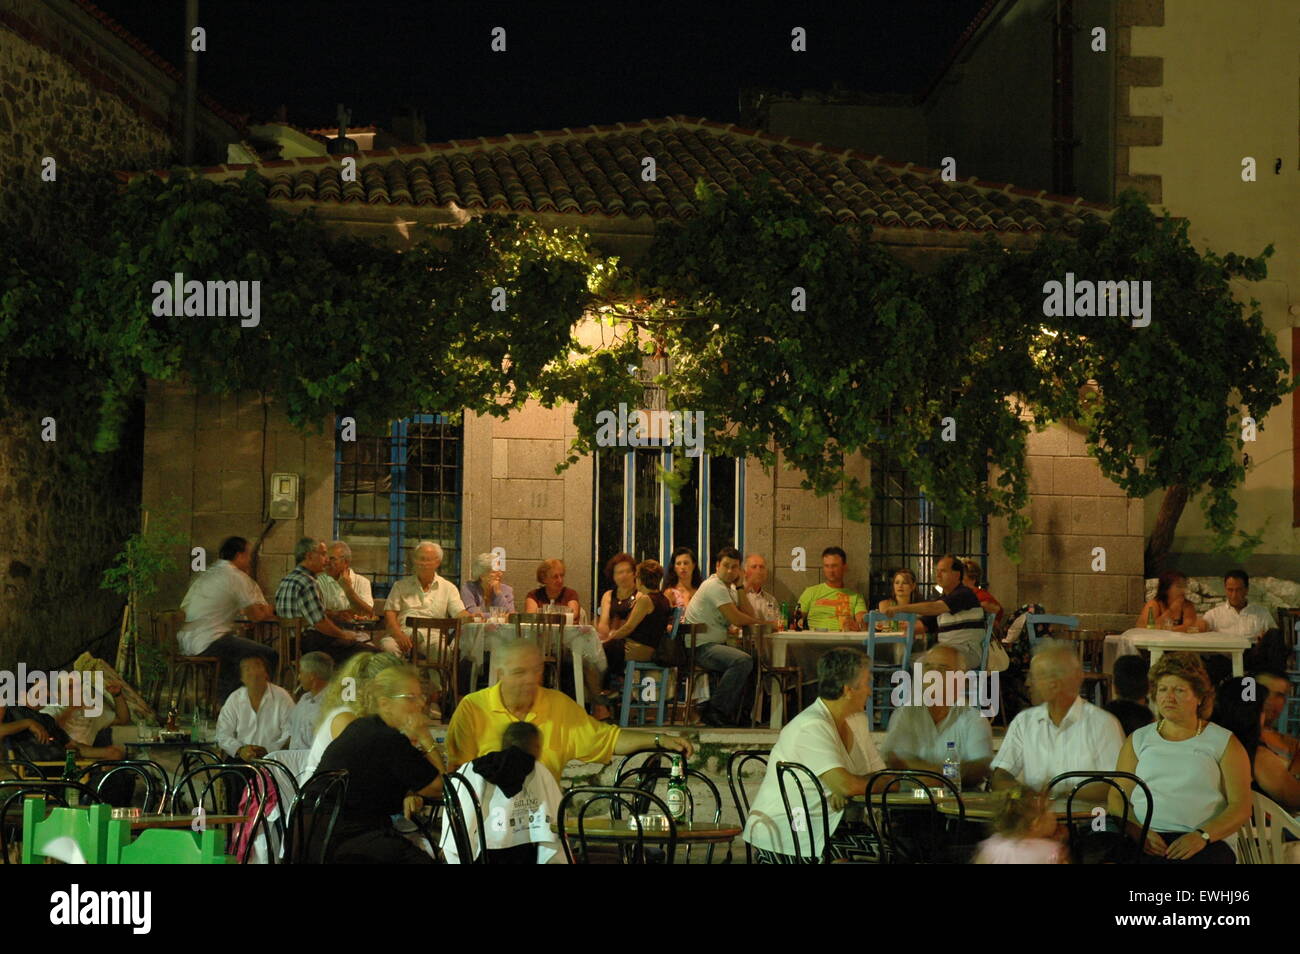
[142,381,334,613]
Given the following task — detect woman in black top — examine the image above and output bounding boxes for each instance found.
[317,664,445,863]
[606,560,674,675]
[524,559,583,618]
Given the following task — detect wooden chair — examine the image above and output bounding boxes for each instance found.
[245,617,304,690]
[152,610,220,714]
[409,617,462,714]
[743,624,801,728]
[675,624,711,725]
[508,613,564,690]
[1072,629,1113,706]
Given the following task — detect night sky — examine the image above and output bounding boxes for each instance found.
[93,0,989,140]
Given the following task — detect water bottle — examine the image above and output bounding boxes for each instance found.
[942,741,961,793]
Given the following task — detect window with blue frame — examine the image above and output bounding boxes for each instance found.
[334,415,463,597]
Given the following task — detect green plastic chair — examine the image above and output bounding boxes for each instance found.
[21,800,113,864]
[107,821,229,864]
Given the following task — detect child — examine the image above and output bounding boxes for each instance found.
[442,722,566,864]
[974,786,1068,864]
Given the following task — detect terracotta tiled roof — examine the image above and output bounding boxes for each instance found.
[123,115,1110,234]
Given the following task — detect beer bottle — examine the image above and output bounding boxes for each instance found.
[666,755,688,822]
[63,748,80,807]
[1146,606,1155,629]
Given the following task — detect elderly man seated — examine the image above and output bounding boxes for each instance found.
[318,540,375,621]
[285,652,334,751]
[383,541,471,657]
[991,640,1124,800]
[275,537,374,663]
[881,645,993,788]
[216,656,294,762]
[447,640,693,782]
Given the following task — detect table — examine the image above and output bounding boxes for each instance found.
[461,622,607,709]
[561,815,741,844]
[766,630,911,728]
[128,813,245,830]
[1104,629,1251,676]
[866,790,1103,821]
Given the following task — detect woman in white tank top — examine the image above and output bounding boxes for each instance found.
[1113,653,1252,864]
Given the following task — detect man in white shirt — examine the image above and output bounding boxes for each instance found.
[383,541,471,655]
[319,540,375,619]
[683,546,763,727]
[991,640,1124,800]
[285,652,334,751]
[881,645,993,787]
[741,553,780,624]
[1203,569,1286,672]
[216,656,294,761]
[177,536,278,701]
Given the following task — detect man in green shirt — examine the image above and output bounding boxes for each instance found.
[797,547,867,631]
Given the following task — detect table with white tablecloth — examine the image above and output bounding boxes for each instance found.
[1103,628,1252,676]
[459,622,607,709]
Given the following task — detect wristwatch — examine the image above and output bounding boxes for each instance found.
[1195,828,1210,842]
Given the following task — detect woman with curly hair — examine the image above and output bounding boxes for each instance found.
[1112,652,1252,863]
[1136,570,1207,632]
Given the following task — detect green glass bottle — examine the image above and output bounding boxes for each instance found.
[63,748,80,807]
[666,755,688,822]
[1146,606,1155,629]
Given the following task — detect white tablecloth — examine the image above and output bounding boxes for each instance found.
[1104,629,1253,676]
[459,622,607,708]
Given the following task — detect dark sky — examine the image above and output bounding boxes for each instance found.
[94,0,989,140]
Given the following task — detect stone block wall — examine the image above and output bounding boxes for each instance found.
[142,381,334,613]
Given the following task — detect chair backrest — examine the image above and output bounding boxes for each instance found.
[613,755,724,862]
[869,769,962,864]
[667,606,684,639]
[557,785,677,864]
[21,800,113,864]
[283,769,349,864]
[151,609,188,657]
[725,749,769,864]
[1025,614,1080,647]
[509,613,565,660]
[1237,790,1300,864]
[978,612,997,669]
[169,762,271,863]
[1046,770,1153,863]
[180,746,221,778]
[679,623,709,657]
[441,771,489,864]
[77,759,170,814]
[741,623,776,666]
[1,781,98,864]
[109,822,228,864]
[865,612,916,662]
[775,761,832,863]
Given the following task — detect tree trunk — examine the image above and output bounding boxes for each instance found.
[1144,483,1190,578]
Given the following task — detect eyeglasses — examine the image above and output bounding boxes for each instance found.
[389,693,427,702]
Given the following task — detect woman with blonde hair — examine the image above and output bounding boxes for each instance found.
[318,663,445,863]
[1113,652,1252,864]
[298,650,406,783]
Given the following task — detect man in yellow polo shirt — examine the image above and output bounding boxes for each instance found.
[448,640,692,780]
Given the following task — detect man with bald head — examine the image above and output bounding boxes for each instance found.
[991,640,1123,799]
[741,554,780,624]
[881,645,993,787]
[447,641,694,782]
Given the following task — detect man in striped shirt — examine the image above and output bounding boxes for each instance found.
[883,555,986,669]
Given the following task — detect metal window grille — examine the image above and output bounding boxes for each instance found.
[870,453,987,605]
[334,414,463,597]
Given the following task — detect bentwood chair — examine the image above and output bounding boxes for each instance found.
[169,762,273,864]
[674,624,711,725]
[440,771,489,864]
[152,609,220,714]
[246,617,305,690]
[743,624,801,728]
[558,786,677,865]
[774,761,833,863]
[1047,771,1152,864]
[864,612,916,730]
[866,769,965,864]
[725,750,768,863]
[76,759,170,813]
[614,751,726,863]
[283,770,350,864]
[409,617,463,716]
